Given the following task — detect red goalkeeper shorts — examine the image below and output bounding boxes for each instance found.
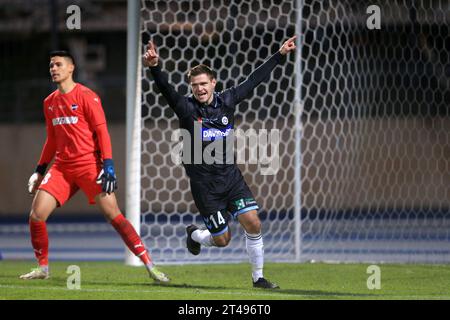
[38,161,103,206]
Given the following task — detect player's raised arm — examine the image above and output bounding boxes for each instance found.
[279,35,297,55]
[232,36,297,105]
[144,40,189,118]
[143,40,159,67]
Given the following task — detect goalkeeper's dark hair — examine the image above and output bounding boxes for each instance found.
[50,50,75,65]
[187,64,216,81]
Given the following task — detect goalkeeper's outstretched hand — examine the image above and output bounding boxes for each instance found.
[143,40,159,67]
[96,159,118,194]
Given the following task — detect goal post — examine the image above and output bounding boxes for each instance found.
[294,0,304,263]
[125,0,142,266]
[129,0,449,265]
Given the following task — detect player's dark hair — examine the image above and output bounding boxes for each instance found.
[187,64,216,81]
[50,50,75,65]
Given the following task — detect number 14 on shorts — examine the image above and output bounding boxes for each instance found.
[204,211,227,230]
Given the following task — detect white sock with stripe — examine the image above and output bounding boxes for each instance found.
[192,229,215,247]
[245,232,264,282]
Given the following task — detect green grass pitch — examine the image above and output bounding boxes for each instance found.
[1,261,449,300]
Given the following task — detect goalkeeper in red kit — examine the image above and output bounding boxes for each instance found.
[20,51,169,283]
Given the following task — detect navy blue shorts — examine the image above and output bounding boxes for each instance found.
[190,167,259,236]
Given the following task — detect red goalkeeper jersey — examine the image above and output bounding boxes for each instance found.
[40,83,112,165]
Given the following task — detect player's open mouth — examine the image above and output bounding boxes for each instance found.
[198,93,207,99]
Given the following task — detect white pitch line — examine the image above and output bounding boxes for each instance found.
[1,284,449,300]
[0,284,301,298]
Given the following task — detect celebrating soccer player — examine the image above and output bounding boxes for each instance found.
[20,51,169,283]
[143,36,296,289]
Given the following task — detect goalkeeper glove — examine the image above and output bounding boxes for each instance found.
[28,164,47,195]
[96,159,118,194]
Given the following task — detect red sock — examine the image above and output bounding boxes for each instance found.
[29,219,49,267]
[110,214,152,265]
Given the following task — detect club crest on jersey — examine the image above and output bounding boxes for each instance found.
[221,116,229,125]
[71,104,78,111]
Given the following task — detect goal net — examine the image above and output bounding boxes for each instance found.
[137,0,449,264]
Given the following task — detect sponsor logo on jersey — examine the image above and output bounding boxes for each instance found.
[234,199,246,210]
[234,198,257,210]
[52,116,79,126]
[202,126,232,141]
[71,104,78,111]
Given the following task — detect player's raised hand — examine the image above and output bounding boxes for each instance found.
[143,40,159,67]
[279,35,297,55]
[28,172,43,195]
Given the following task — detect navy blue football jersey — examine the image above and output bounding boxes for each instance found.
[149,51,284,180]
